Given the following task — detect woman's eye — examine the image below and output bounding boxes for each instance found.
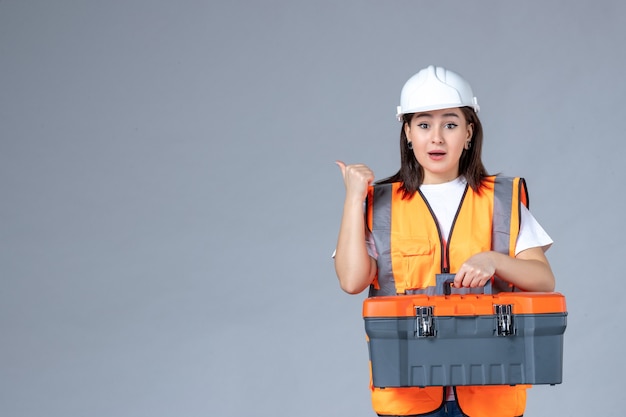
[444,123,458,129]
[417,123,429,129]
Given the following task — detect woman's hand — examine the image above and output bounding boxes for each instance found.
[335,160,375,203]
[453,248,555,292]
[453,251,497,288]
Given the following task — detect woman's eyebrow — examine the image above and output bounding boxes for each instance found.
[414,112,460,119]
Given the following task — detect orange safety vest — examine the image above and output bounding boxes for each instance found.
[365,175,529,417]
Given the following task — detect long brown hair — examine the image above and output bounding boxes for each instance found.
[377,106,489,198]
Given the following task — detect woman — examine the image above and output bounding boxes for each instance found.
[334,65,555,417]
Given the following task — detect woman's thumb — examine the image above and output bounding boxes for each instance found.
[335,160,346,177]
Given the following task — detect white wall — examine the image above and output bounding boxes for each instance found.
[1,1,624,416]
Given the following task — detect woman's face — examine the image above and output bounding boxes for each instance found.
[404,107,473,184]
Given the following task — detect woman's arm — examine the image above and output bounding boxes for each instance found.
[334,161,378,294]
[453,247,555,292]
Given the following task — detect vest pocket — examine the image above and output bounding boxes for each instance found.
[391,235,435,292]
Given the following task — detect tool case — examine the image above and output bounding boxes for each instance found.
[363,274,567,388]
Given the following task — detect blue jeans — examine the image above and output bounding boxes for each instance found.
[421,401,466,417]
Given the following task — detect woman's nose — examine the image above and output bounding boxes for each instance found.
[431,127,444,144]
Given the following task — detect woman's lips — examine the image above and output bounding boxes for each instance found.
[428,150,446,160]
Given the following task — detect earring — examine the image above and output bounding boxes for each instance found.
[464,141,472,150]
[407,141,413,150]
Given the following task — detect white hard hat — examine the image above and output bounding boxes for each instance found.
[396,65,479,121]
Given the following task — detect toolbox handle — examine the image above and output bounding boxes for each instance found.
[436,273,493,295]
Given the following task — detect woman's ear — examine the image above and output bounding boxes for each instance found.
[467,122,474,140]
[404,119,411,138]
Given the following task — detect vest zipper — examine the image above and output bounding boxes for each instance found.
[445,184,469,273]
[417,189,447,273]
[418,184,469,274]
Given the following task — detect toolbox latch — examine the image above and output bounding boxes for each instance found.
[494,304,515,336]
[415,306,435,338]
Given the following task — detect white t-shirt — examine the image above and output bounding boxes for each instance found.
[365,176,552,259]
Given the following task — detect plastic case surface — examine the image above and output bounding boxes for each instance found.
[363,289,567,388]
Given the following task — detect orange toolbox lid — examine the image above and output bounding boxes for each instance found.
[363,292,567,318]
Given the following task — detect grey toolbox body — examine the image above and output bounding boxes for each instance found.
[363,275,567,388]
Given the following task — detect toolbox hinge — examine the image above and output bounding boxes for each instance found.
[415,306,435,338]
[494,304,514,336]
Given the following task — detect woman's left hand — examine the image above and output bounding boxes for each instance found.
[453,251,497,288]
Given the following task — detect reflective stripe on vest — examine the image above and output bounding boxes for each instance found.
[367,183,395,297]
